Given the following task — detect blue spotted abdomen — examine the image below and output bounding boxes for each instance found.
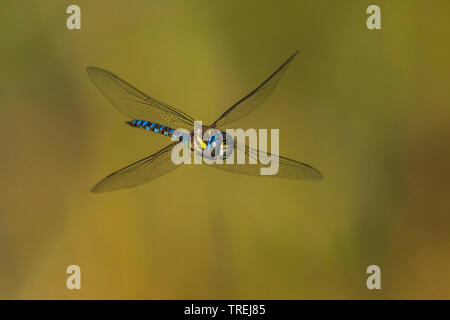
[126,119,187,140]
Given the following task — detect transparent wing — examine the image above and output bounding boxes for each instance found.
[209,140,323,180]
[87,67,195,129]
[91,142,181,193]
[212,51,298,128]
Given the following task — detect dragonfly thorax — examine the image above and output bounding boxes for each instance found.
[190,126,234,160]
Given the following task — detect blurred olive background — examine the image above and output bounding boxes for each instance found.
[0,0,449,299]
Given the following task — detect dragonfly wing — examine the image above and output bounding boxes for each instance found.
[212,51,298,128]
[87,67,195,129]
[91,142,181,192]
[209,140,323,180]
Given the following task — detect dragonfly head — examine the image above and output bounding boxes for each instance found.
[192,126,234,160]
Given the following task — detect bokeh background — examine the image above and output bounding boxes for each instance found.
[0,0,449,299]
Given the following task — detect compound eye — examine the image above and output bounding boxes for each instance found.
[207,135,217,149]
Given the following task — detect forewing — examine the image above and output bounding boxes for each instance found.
[213,51,298,128]
[209,140,323,180]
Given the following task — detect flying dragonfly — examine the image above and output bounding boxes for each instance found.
[87,51,323,192]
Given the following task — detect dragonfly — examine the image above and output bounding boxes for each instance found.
[87,51,323,192]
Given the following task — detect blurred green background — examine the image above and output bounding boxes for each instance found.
[0,0,449,299]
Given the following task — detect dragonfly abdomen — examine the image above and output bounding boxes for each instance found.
[126,119,179,138]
